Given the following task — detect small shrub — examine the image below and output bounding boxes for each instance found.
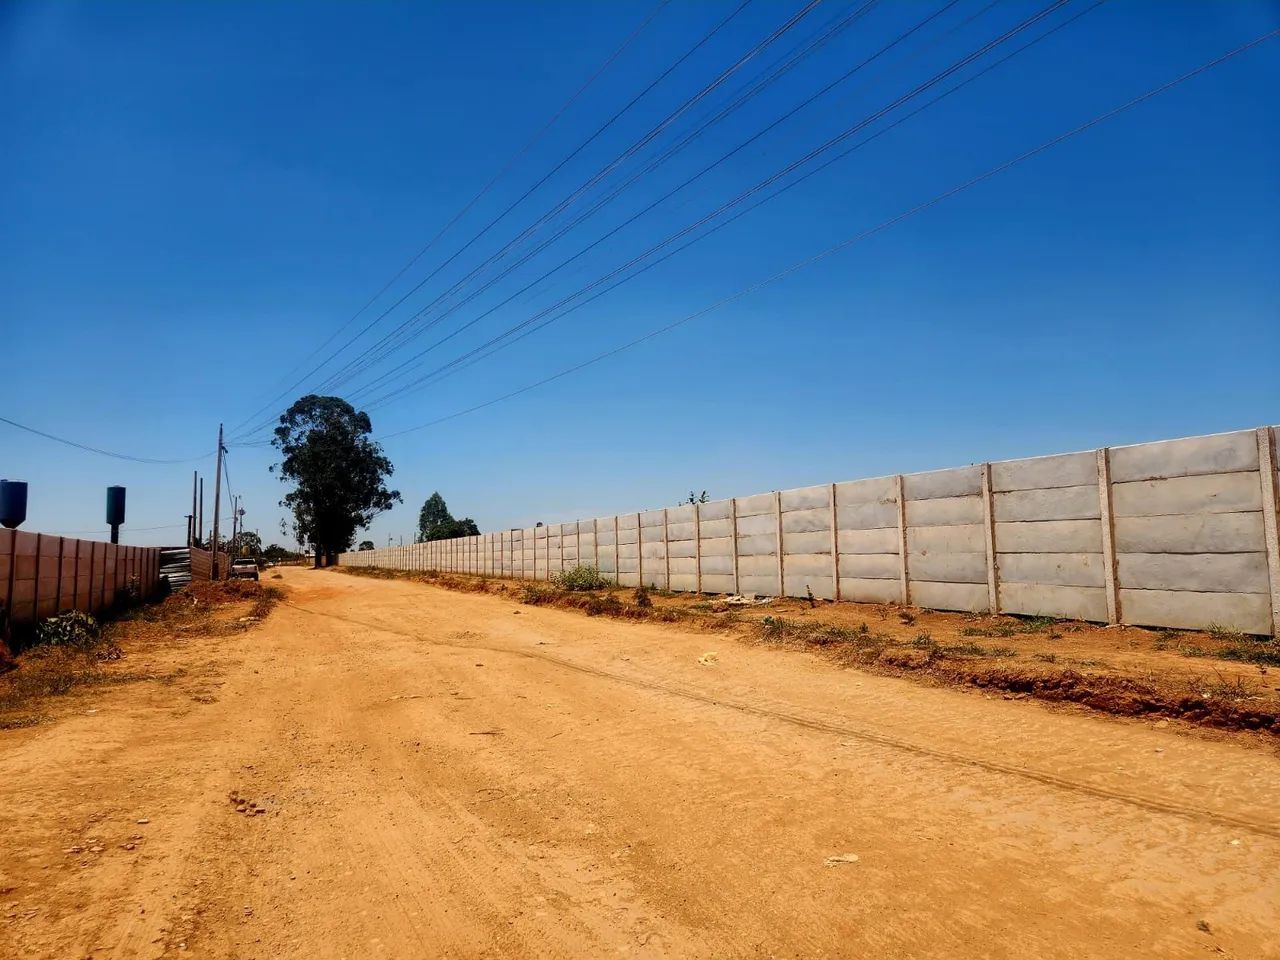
[552,564,610,592]
[898,611,916,626]
[520,583,556,606]
[910,632,935,648]
[633,585,653,609]
[1207,623,1247,643]
[35,611,102,651]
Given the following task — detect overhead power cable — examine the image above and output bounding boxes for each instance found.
[301,0,820,402]
[321,0,888,397]
[228,0,763,442]
[358,0,1072,410]
[0,415,214,464]
[363,0,1101,405]
[375,27,1279,440]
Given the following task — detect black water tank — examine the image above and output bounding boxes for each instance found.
[106,486,127,527]
[0,480,27,529]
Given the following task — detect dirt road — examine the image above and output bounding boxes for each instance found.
[3,568,1279,959]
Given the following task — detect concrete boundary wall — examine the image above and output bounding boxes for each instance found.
[340,426,1280,637]
[0,529,163,627]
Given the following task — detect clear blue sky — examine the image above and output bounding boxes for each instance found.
[2,0,1277,549]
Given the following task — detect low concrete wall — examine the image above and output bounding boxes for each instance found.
[0,530,163,627]
[341,426,1280,637]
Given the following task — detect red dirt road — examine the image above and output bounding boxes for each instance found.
[3,567,1279,959]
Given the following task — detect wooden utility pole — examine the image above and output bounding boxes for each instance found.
[198,477,204,548]
[210,424,224,579]
[190,471,198,547]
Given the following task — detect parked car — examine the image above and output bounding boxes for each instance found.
[230,558,259,581]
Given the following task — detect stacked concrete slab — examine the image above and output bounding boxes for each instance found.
[341,426,1280,637]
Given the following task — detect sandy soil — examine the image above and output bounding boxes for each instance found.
[2,566,1278,959]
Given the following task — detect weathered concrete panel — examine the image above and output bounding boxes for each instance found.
[837,528,899,554]
[903,465,982,501]
[991,451,1097,492]
[780,484,829,511]
[781,507,829,534]
[1112,512,1264,554]
[736,514,776,537]
[699,536,734,557]
[838,553,899,580]
[911,580,990,613]
[1000,582,1109,621]
[838,577,902,603]
[738,574,780,596]
[699,499,733,521]
[699,517,733,540]
[737,555,778,576]
[668,540,696,559]
[700,555,734,575]
[835,476,897,506]
[837,500,899,530]
[906,523,984,553]
[782,530,831,554]
[640,525,666,543]
[1117,552,1270,594]
[640,509,665,527]
[736,534,777,556]
[1109,430,1257,483]
[993,485,1100,522]
[994,519,1103,554]
[1112,473,1262,517]
[736,492,776,517]
[783,554,831,577]
[1120,588,1270,634]
[701,573,735,593]
[997,552,1105,588]
[668,504,696,524]
[785,575,834,600]
[668,521,696,541]
[906,496,983,527]
[908,551,986,584]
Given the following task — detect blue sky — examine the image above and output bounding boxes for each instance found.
[2,0,1277,549]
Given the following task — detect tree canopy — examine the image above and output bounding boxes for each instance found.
[271,395,401,565]
[416,492,479,542]
[358,540,375,551]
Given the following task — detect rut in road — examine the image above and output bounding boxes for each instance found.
[284,597,1280,841]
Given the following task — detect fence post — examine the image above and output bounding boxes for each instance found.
[636,513,643,588]
[895,475,909,605]
[730,498,740,596]
[981,463,999,614]
[1255,426,1280,638]
[774,491,784,598]
[694,501,702,594]
[830,483,840,601]
[1095,448,1120,625]
[33,533,42,623]
[55,536,65,613]
[663,509,670,590]
[613,517,619,584]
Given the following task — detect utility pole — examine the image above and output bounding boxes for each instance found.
[198,477,204,548]
[211,424,224,579]
[190,471,198,547]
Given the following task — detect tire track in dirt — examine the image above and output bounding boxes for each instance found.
[284,599,1280,841]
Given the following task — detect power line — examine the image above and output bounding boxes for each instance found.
[322,0,887,400]
[0,414,214,464]
[227,0,670,438]
[298,0,808,405]
[376,27,1279,440]
[359,0,1072,411]
[227,0,761,442]
[363,0,1100,406]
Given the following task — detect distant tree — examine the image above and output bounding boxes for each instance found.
[233,531,262,557]
[682,490,709,505]
[262,543,301,563]
[358,540,375,551]
[417,492,480,542]
[271,395,401,567]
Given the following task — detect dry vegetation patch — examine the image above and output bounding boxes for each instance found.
[0,579,284,727]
